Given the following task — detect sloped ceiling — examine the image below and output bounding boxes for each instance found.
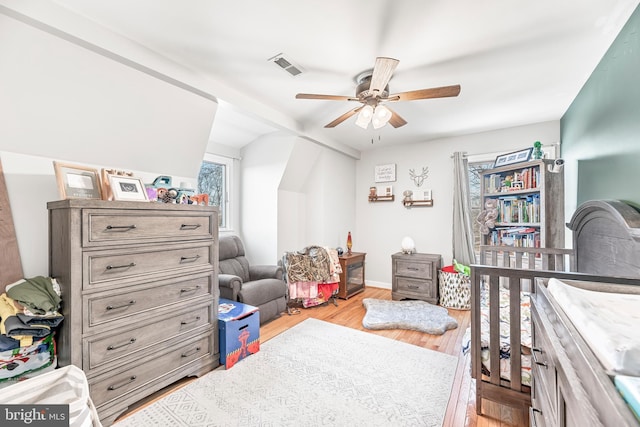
[50,0,639,153]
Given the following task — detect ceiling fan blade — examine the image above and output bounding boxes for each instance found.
[325,106,363,128]
[296,93,355,101]
[389,84,461,102]
[369,57,399,94]
[387,107,407,128]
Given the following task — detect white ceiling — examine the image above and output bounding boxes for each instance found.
[52,0,639,153]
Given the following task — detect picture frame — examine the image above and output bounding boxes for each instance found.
[108,175,149,201]
[494,147,533,167]
[101,168,134,201]
[374,163,396,183]
[53,161,102,200]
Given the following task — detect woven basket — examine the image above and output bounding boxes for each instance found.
[438,270,471,310]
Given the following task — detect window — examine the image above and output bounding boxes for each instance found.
[198,153,232,230]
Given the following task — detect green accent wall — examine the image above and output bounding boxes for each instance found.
[561,4,640,207]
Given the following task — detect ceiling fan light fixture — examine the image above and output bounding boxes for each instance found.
[355,105,374,129]
[372,105,392,129]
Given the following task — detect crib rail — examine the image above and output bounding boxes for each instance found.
[470,260,640,413]
[479,245,575,272]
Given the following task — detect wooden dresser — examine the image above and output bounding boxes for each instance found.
[391,252,441,304]
[48,199,219,425]
[531,281,639,427]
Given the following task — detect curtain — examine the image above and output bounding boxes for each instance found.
[452,152,476,265]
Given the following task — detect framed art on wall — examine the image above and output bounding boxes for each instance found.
[494,147,533,167]
[374,163,396,182]
[109,175,149,201]
[53,161,102,200]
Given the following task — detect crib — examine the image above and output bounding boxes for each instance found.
[469,199,640,418]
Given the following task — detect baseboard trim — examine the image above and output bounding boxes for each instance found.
[365,280,391,290]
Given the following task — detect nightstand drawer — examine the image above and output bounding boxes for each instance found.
[83,209,215,247]
[395,260,433,279]
[395,277,437,298]
[84,242,213,288]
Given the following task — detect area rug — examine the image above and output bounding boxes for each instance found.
[115,318,457,427]
[362,298,458,335]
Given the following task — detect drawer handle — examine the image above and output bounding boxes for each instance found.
[107,338,137,351]
[180,224,202,230]
[106,300,136,311]
[181,316,202,325]
[180,285,202,294]
[106,262,136,270]
[407,267,420,271]
[108,375,137,391]
[105,225,137,231]
[180,255,201,263]
[408,285,420,289]
[530,407,542,427]
[532,350,547,368]
[181,346,202,358]
[532,347,543,353]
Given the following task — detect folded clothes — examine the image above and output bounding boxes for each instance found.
[3,316,51,338]
[0,335,20,352]
[16,313,64,328]
[6,276,61,315]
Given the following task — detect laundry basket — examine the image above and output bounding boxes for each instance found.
[438,265,471,310]
[0,365,101,427]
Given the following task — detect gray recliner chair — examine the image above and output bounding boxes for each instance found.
[218,235,288,325]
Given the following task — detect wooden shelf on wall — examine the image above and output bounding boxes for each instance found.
[368,195,395,202]
[403,199,433,207]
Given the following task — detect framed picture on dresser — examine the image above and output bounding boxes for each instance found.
[53,161,102,200]
[109,175,149,201]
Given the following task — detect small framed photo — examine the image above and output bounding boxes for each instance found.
[494,147,533,167]
[53,162,102,200]
[109,175,149,201]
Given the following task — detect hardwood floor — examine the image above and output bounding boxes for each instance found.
[116,287,528,426]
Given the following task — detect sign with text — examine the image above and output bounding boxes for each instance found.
[0,405,68,427]
[374,163,396,182]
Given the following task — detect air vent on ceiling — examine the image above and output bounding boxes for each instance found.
[268,53,303,77]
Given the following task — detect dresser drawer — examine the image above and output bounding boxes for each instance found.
[82,209,215,247]
[531,367,555,426]
[89,333,212,407]
[85,303,213,371]
[395,277,437,298]
[531,309,557,407]
[85,273,213,329]
[84,242,213,288]
[395,260,433,279]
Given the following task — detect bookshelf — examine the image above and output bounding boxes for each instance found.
[480,159,564,249]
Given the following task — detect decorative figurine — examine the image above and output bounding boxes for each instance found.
[533,140,543,160]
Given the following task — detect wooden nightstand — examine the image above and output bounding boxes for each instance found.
[337,252,366,299]
[391,252,442,304]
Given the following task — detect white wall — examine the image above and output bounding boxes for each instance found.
[240,134,356,266]
[0,6,217,178]
[356,120,560,288]
[240,133,296,264]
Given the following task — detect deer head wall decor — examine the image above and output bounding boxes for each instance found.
[409,166,429,187]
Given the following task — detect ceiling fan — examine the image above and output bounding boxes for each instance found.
[296,57,461,129]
